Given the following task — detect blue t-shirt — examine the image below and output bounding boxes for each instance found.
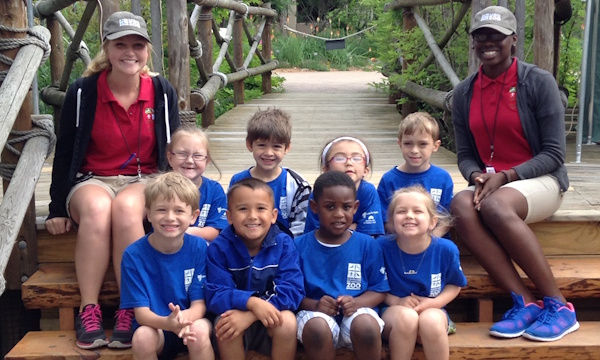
[229,168,289,227]
[120,233,208,327]
[377,235,466,299]
[377,165,453,223]
[195,176,228,230]
[295,230,390,301]
[304,179,384,236]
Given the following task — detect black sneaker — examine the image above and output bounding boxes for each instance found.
[108,308,134,349]
[75,304,109,349]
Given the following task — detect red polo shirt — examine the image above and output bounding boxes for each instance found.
[81,70,156,176]
[469,59,532,172]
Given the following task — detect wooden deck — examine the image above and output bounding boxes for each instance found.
[23,70,600,221]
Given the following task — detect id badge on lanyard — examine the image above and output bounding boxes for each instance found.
[485,165,496,174]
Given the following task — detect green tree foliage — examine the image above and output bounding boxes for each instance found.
[363,0,584,107]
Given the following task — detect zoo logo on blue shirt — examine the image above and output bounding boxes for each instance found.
[346,263,362,290]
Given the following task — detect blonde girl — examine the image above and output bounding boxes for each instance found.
[378,185,466,360]
[45,12,180,349]
[304,136,384,236]
[167,127,227,241]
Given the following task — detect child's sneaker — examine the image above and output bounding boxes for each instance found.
[108,308,135,349]
[489,292,543,338]
[75,304,109,349]
[523,296,579,342]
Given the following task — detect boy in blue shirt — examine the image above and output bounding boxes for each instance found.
[295,171,390,360]
[120,172,214,360]
[229,108,311,237]
[206,178,305,360]
[377,112,453,236]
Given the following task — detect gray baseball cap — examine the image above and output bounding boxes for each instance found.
[103,11,151,43]
[470,6,517,35]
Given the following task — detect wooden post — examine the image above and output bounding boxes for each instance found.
[167,0,190,111]
[514,0,525,61]
[47,13,65,135]
[150,0,164,76]
[533,1,554,74]
[99,0,119,26]
[199,6,215,127]
[262,4,273,94]
[401,7,417,117]
[0,0,37,290]
[468,0,492,75]
[233,12,244,106]
[130,0,141,15]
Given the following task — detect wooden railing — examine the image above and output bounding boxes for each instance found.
[37,0,279,128]
[0,25,53,296]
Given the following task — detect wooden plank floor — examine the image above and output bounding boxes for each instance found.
[5,70,600,218]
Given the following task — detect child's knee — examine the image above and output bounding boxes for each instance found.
[350,314,381,342]
[273,311,297,338]
[132,326,159,354]
[418,309,447,335]
[302,318,333,346]
[190,319,212,341]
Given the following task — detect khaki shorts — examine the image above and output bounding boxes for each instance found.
[465,174,563,223]
[66,173,152,217]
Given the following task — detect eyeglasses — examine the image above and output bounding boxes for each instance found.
[472,33,509,42]
[327,153,366,164]
[170,151,207,161]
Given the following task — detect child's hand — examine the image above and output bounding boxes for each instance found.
[398,295,420,309]
[411,294,436,313]
[247,298,282,327]
[179,325,197,345]
[167,303,193,334]
[337,295,358,317]
[215,309,255,341]
[316,295,339,316]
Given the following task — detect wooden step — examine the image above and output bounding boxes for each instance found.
[35,208,600,264]
[22,256,600,328]
[6,322,600,359]
[24,256,600,310]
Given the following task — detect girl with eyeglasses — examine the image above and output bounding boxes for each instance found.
[167,127,228,243]
[451,6,577,342]
[303,136,385,237]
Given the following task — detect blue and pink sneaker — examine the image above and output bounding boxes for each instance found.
[489,292,543,338]
[522,296,579,342]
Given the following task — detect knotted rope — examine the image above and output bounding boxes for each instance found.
[0,25,51,84]
[0,116,56,182]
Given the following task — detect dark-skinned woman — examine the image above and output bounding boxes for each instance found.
[450,6,578,342]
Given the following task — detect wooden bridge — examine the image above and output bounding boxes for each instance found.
[7,70,600,359]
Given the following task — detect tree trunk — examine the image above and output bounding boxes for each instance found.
[167,0,190,111]
[533,1,554,74]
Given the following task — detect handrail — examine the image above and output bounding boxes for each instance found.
[0,26,53,296]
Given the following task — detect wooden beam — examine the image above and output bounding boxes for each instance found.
[167,0,190,111]
[150,0,164,75]
[191,0,277,18]
[412,9,460,86]
[469,0,492,75]
[198,6,215,127]
[533,1,554,74]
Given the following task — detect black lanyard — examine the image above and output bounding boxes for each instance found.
[110,102,144,178]
[479,69,508,165]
